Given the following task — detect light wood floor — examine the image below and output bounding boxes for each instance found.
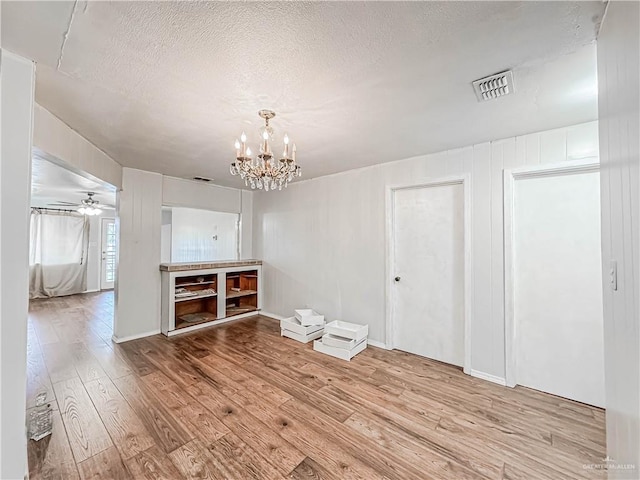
[27,291,606,479]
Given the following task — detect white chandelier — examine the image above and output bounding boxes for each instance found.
[77,192,102,216]
[230,110,301,191]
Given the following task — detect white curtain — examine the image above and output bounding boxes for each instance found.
[29,211,89,299]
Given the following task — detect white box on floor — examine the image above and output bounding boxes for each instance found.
[321,333,358,350]
[313,337,367,361]
[324,320,368,343]
[280,316,324,336]
[281,328,325,344]
[294,309,325,326]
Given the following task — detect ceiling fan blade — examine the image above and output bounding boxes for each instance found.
[48,201,80,206]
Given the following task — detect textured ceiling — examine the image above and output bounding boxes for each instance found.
[3,1,604,188]
[31,157,116,210]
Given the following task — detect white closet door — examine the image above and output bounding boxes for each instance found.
[392,183,465,367]
[514,171,604,407]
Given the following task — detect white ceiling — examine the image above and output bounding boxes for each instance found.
[31,157,116,210]
[3,1,604,188]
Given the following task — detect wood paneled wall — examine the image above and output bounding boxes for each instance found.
[253,121,599,382]
[597,1,640,473]
[114,168,163,341]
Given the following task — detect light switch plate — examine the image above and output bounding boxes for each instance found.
[610,260,618,291]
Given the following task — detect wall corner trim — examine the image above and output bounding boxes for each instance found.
[111,330,161,344]
[260,311,286,321]
[367,339,390,349]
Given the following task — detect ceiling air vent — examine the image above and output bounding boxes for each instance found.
[192,176,213,182]
[472,70,514,102]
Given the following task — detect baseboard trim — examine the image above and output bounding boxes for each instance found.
[165,312,259,336]
[112,330,161,344]
[470,369,507,386]
[367,339,390,349]
[260,311,286,321]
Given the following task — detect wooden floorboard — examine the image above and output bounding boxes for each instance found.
[52,376,113,463]
[77,446,132,480]
[27,291,607,479]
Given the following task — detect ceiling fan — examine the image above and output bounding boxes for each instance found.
[47,192,115,215]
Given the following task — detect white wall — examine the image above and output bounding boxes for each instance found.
[33,104,122,190]
[163,176,253,259]
[114,168,163,341]
[170,207,239,262]
[597,1,640,474]
[162,176,241,213]
[253,121,599,381]
[0,50,35,480]
[161,208,172,263]
[240,189,253,260]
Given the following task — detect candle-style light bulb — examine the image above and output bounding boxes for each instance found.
[234,139,240,149]
[246,147,252,157]
[262,130,269,140]
[283,134,289,145]
[240,132,247,143]
[283,134,290,158]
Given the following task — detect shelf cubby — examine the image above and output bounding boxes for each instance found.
[173,273,218,329]
[225,269,259,317]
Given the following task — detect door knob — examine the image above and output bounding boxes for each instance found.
[394,276,401,282]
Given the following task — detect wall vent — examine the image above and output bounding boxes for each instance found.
[192,176,213,182]
[472,70,514,102]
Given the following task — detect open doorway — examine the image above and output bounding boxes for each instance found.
[26,155,121,414]
[30,155,117,296]
[27,155,118,359]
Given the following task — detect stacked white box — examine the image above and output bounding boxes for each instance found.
[313,320,368,361]
[280,310,325,343]
[294,309,325,326]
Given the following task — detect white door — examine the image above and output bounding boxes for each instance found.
[100,218,116,290]
[392,183,465,367]
[513,171,604,407]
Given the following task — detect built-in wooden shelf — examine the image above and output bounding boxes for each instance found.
[225,305,259,317]
[161,261,262,336]
[175,311,219,330]
[175,280,216,287]
[174,292,218,302]
[226,289,257,299]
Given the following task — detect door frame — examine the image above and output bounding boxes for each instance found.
[100,216,116,290]
[503,159,600,387]
[385,174,472,374]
